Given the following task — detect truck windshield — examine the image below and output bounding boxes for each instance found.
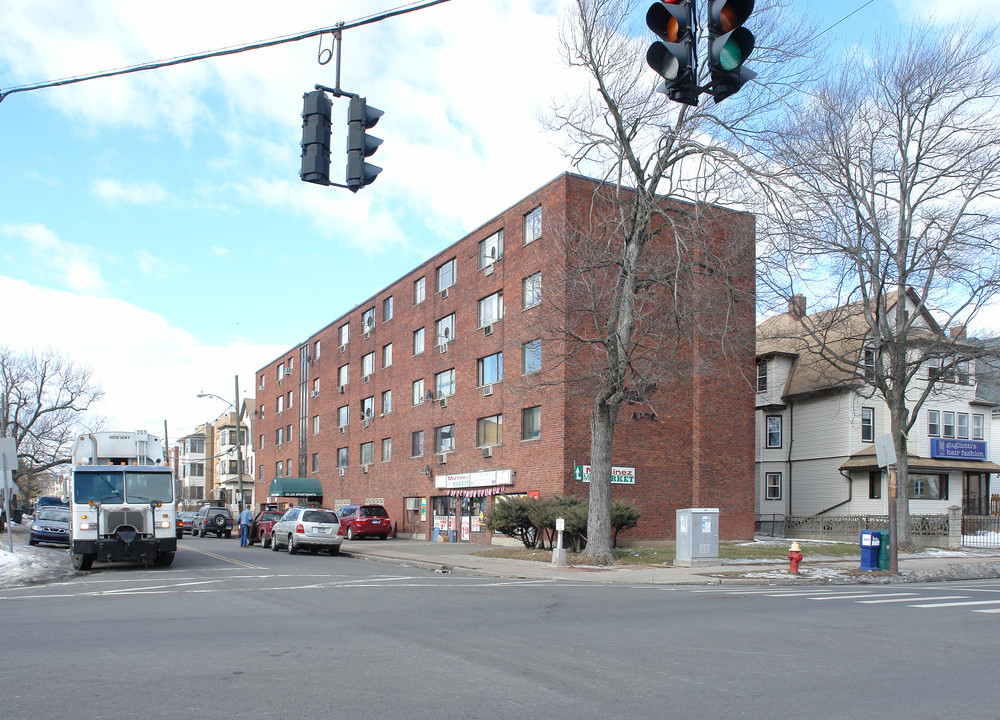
[73,470,173,504]
[124,471,174,503]
[74,471,125,504]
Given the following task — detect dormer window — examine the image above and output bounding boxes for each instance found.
[756,360,768,392]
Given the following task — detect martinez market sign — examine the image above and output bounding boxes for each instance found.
[573,465,636,485]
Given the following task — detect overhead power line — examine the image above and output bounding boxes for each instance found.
[0,0,450,104]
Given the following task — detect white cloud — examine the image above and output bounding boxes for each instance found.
[0,275,285,436]
[134,249,185,279]
[894,0,1000,24]
[93,178,169,205]
[1,222,107,294]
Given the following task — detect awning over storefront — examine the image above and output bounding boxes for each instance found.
[267,477,323,498]
[443,487,508,498]
[841,448,1000,473]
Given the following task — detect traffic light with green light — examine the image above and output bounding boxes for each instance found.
[707,0,756,102]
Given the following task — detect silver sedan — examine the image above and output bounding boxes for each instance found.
[270,507,344,555]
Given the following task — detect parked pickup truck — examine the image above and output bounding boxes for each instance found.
[249,509,284,548]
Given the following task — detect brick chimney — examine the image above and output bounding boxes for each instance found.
[949,323,966,339]
[788,294,807,319]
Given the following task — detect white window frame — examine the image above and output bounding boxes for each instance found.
[478,229,504,269]
[523,272,541,309]
[437,258,456,292]
[523,206,542,245]
[765,472,782,500]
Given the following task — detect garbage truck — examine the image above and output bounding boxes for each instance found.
[68,431,177,571]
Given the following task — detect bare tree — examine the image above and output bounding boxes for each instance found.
[756,22,1000,547]
[0,346,104,488]
[548,0,817,563]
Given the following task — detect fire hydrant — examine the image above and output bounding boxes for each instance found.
[788,541,803,573]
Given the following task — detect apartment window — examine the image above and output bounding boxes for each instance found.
[413,379,425,406]
[434,424,456,453]
[381,390,392,416]
[942,411,955,438]
[287,390,293,409]
[191,462,204,477]
[869,471,882,500]
[381,438,392,462]
[311,453,319,472]
[414,276,426,305]
[360,442,374,466]
[973,414,984,440]
[361,307,376,334]
[312,415,320,435]
[478,229,504,269]
[524,206,542,245]
[477,414,503,447]
[436,314,455,346]
[312,377,320,394]
[277,363,284,381]
[338,405,349,428]
[257,465,262,481]
[258,374,265,390]
[337,447,348,468]
[957,412,969,440]
[435,368,456,399]
[478,291,504,327]
[765,472,781,501]
[861,407,874,443]
[522,339,541,374]
[259,434,264,450]
[861,347,875,382]
[338,364,350,388]
[765,415,782,448]
[411,430,424,457]
[908,473,948,500]
[361,352,375,378]
[927,409,940,437]
[361,396,375,421]
[276,461,283,476]
[314,340,321,360]
[382,343,393,368]
[382,296,394,322]
[523,272,541,309]
[756,360,767,392]
[437,258,456,292]
[286,424,292,443]
[339,323,350,347]
[522,406,541,440]
[478,352,503,386]
[287,357,294,372]
[413,327,425,355]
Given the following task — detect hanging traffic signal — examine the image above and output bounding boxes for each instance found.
[707,0,756,103]
[300,90,332,185]
[346,96,383,192]
[645,1,699,107]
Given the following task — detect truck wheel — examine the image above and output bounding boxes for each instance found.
[71,553,94,571]
[224,531,232,539]
[154,551,174,567]
[213,515,226,528]
[263,534,271,548]
[287,535,297,555]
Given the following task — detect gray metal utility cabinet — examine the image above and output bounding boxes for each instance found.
[674,507,720,567]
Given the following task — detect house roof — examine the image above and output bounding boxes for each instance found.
[840,446,1000,473]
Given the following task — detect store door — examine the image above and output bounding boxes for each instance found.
[432,496,457,542]
[460,496,486,542]
[963,473,986,515]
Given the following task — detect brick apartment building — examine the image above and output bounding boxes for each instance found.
[254,173,755,544]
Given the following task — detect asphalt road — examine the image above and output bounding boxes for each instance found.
[1,537,998,720]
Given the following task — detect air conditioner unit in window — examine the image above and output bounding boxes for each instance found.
[483,385,493,397]
[310,390,319,398]
[339,426,345,434]
[439,398,447,409]
[441,288,449,299]
[437,453,447,464]
[439,343,448,354]
[481,446,493,458]
[405,497,420,511]
[484,324,493,336]
[339,468,345,477]
[363,375,370,384]
[340,344,346,353]
[363,331,371,340]
[338,386,345,394]
[362,464,369,474]
[484,264,494,277]
[362,419,369,428]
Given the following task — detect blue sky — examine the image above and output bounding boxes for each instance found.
[1,0,996,438]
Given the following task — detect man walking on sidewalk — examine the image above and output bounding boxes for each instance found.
[238,505,254,547]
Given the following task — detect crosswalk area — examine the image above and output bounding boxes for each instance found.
[693,580,1000,614]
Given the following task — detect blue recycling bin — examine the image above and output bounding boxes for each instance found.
[860,530,881,570]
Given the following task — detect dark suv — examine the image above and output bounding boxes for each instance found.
[191,506,233,538]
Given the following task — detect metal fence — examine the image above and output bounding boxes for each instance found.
[757,514,950,547]
[962,515,1000,549]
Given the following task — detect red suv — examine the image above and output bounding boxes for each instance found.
[337,504,392,540]
[249,510,283,548]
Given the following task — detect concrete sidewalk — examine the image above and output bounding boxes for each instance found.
[340,537,1000,586]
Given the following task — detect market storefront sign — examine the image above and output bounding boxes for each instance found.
[435,469,514,490]
[573,465,636,484]
[930,439,986,461]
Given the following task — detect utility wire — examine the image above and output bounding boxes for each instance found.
[0,0,450,104]
[815,0,876,39]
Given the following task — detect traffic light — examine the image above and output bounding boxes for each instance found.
[300,90,332,185]
[346,96,383,192]
[645,1,699,107]
[707,0,756,103]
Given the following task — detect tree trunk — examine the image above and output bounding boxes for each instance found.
[584,401,617,564]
